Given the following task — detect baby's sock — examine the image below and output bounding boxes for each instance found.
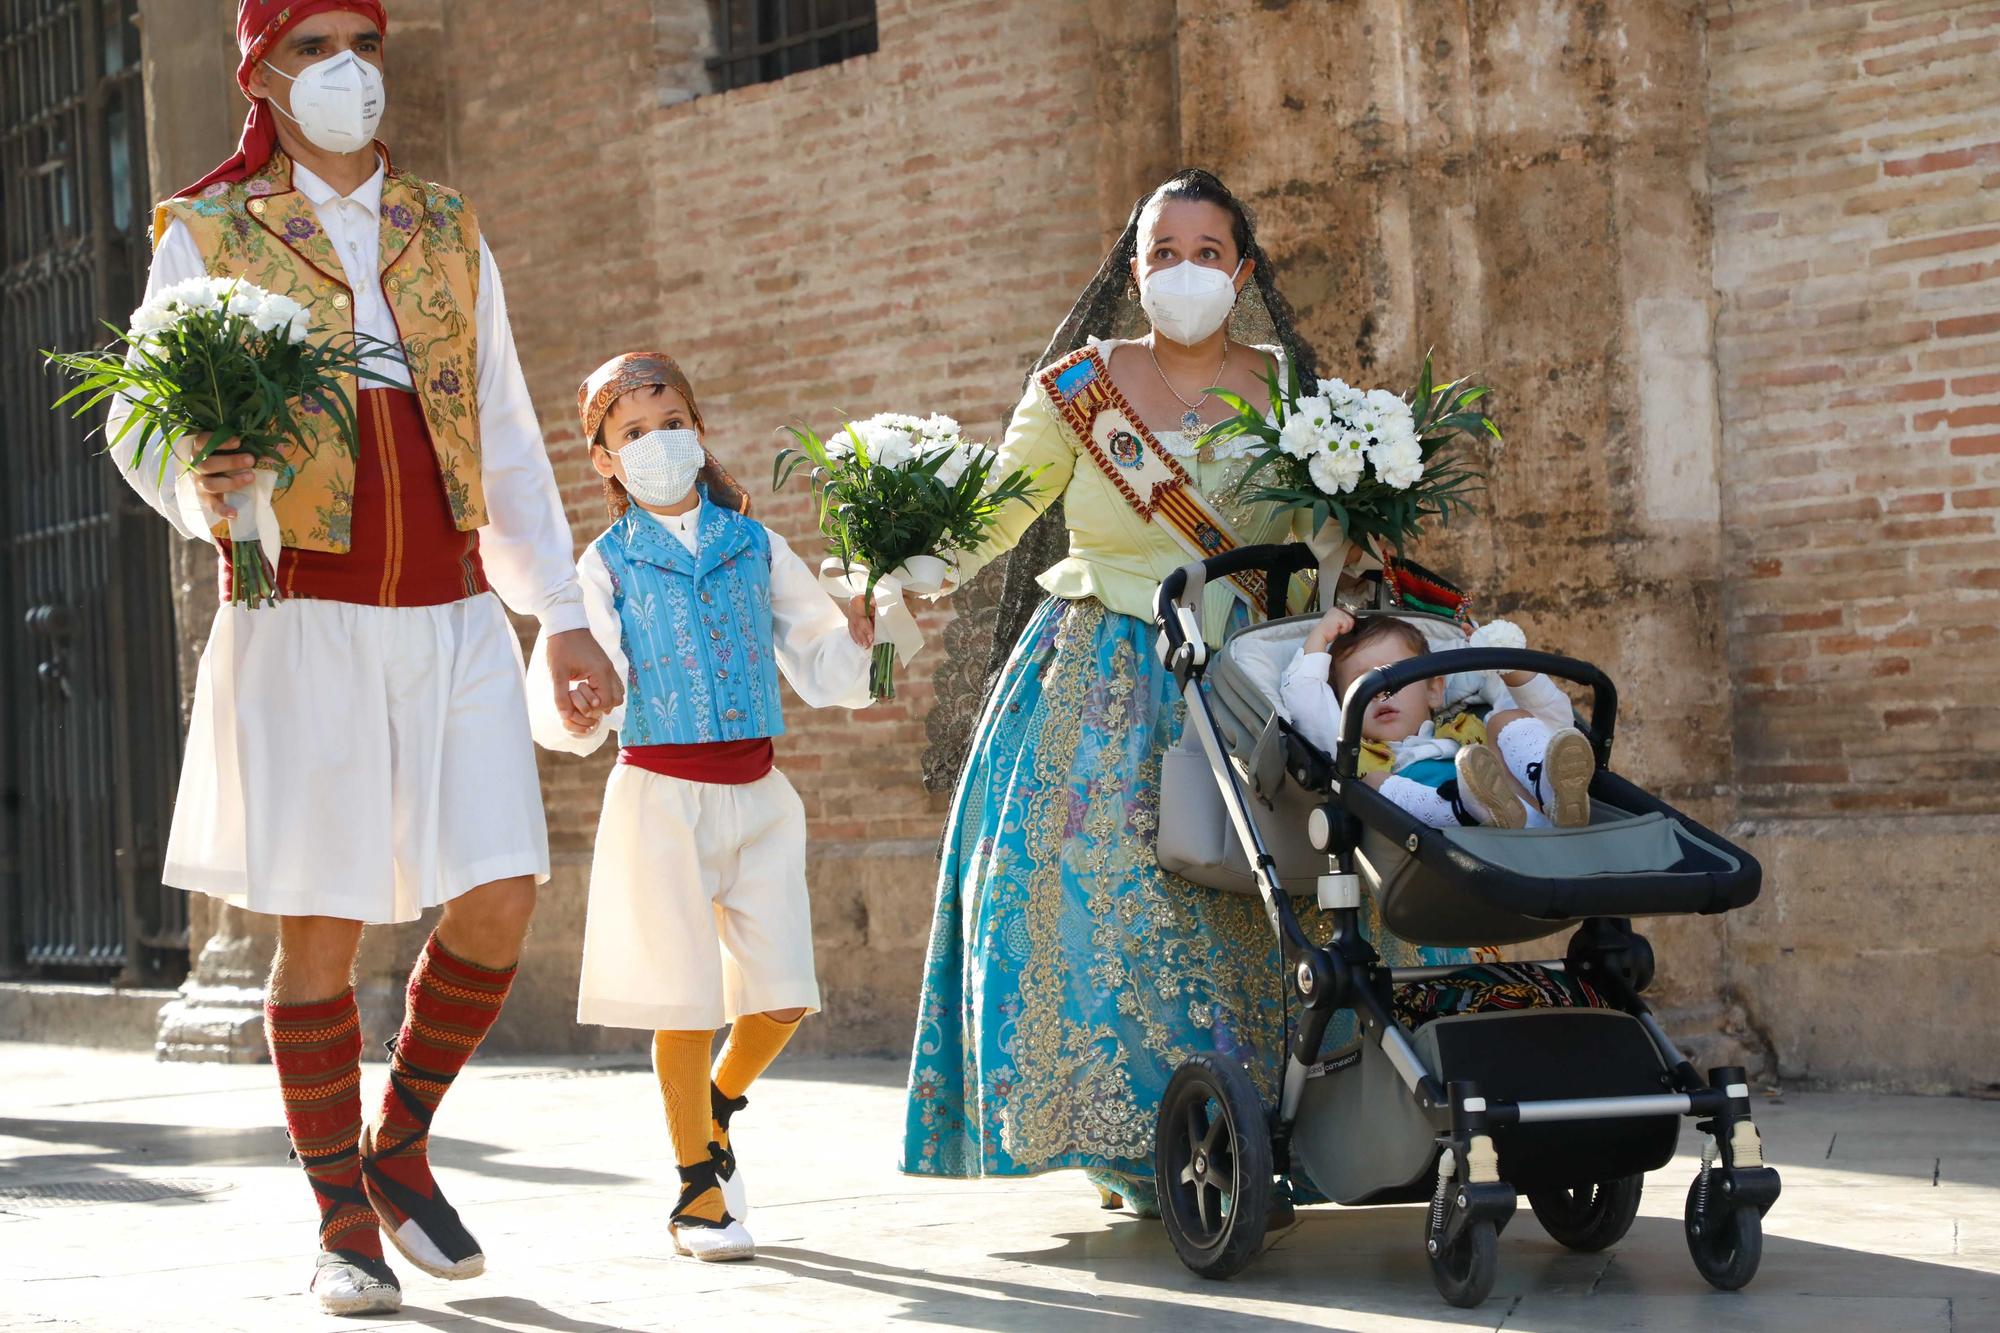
[653,1029,725,1224]
[1380,775,1462,829]
[1495,718,1558,809]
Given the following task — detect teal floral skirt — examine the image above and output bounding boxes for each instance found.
[901,597,1466,1186]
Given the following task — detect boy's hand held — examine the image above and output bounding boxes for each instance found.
[546,629,623,730]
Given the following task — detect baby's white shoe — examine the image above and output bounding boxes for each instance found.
[1537,727,1595,828]
[672,1217,756,1262]
[1454,745,1529,829]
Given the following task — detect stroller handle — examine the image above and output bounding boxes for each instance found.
[1155,543,1317,630]
[1339,649,1620,774]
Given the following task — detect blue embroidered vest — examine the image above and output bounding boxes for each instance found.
[595,498,784,745]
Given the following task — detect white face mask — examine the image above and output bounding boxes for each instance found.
[267,52,386,156]
[617,428,705,508]
[1140,258,1244,347]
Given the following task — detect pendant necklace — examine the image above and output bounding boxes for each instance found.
[1150,336,1229,436]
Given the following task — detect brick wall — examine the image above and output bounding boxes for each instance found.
[1710,0,2000,819]
[439,0,1116,1052]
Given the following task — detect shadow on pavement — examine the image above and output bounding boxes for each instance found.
[994,1207,2000,1306]
[438,1295,653,1333]
[753,1244,1355,1331]
[0,1117,640,1190]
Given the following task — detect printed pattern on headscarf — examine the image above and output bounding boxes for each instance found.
[576,351,750,517]
[176,1,391,199]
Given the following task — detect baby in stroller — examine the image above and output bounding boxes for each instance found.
[1279,609,1596,831]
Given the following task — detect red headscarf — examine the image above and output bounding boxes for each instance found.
[175,0,391,199]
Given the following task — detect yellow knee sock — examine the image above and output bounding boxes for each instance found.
[653,1029,724,1224]
[710,1011,804,1151]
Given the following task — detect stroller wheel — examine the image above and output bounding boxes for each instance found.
[1684,1171,1763,1290]
[1428,1217,1499,1309]
[1528,1175,1644,1252]
[1155,1054,1273,1280]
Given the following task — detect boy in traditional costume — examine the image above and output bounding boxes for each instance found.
[529,352,901,1262]
[107,1,623,1315]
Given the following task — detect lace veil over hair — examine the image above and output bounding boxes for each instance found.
[920,170,1326,791]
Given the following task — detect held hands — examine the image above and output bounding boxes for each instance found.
[1303,606,1355,655]
[547,629,625,737]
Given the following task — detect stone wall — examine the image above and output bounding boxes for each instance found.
[1705,0,2000,1091]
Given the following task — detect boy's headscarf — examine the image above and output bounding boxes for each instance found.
[175,0,391,199]
[577,352,706,444]
[577,352,747,516]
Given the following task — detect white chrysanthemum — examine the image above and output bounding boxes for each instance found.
[286,308,313,344]
[250,292,304,335]
[932,446,973,488]
[1278,395,1338,459]
[1308,442,1367,494]
[1352,387,1413,440]
[1370,435,1425,489]
[127,301,175,339]
[223,283,262,318]
[919,412,962,443]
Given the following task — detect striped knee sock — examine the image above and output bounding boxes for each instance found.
[267,990,382,1261]
[368,935,515,1226]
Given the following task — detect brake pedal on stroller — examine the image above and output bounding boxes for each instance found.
[1148,545,1780,1310]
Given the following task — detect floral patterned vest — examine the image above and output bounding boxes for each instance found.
[153,152,486,554]
[596,500,786,746]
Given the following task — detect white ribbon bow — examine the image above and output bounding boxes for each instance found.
[818,556,947,664]
[229,469,284,583]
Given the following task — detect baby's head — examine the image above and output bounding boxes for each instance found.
[1328,617,1444,744]
[577,352,745,519]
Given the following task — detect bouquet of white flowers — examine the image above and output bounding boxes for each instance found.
[45,277,402,607]
[774,411,1042,699]
[1207,353,1497,569]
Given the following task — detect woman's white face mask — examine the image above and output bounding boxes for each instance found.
[616,428,705,508]
[266,51,386,155]
[1140,258,1244,346]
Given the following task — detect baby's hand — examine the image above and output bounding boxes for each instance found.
[1303,606,1355,654]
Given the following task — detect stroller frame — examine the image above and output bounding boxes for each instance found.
[1151,544,1781,1307]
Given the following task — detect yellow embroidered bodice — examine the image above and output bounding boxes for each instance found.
[154,152,486,554]
[957,340,1304,642]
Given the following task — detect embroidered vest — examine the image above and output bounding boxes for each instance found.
[596,501,786,746]
[154,152,487,554]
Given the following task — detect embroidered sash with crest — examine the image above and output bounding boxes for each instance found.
[1037,345,1267,611]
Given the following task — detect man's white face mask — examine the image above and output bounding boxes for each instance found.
[267,51,386,155]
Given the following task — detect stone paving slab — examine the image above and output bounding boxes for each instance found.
[1,1044,1996,1332]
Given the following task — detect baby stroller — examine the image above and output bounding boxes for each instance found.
[1150,544,1778,1309]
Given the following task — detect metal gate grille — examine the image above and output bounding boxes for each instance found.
[710,0,878,92]
[0,0,184,982]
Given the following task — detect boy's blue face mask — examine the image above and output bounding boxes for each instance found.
[618,429,704,507]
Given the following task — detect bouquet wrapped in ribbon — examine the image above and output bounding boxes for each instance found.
[44,276,402,607]
[1207,353,1498,580]
[775,412,1041,700]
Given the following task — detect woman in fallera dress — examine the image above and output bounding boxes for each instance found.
[900,170,1471,1211]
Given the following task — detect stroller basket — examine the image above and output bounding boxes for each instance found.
[1154,548,1760,946]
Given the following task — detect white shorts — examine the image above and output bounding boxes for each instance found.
[163,592,549,924]
[576,764,820,1031]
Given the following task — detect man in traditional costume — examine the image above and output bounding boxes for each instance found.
[108,1,620,1315]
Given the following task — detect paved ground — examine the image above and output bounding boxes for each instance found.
[1,1044,1996,1332]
